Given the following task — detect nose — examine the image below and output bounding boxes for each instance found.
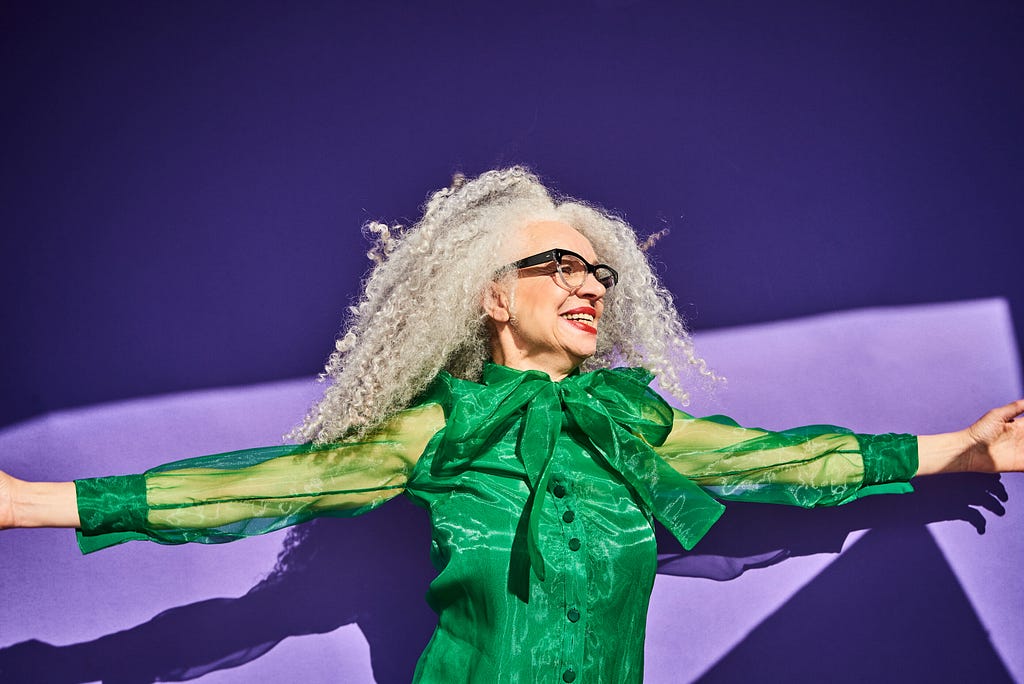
[573,271,607,299]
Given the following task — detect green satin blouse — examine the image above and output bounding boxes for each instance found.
[75,364,918,682]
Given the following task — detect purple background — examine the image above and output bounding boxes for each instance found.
[2,4,1023,681]
[2,1,1022,428]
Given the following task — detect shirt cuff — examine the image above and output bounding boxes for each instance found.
[74,475,149,554]
[855,432,919,498]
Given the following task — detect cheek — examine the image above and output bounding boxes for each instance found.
[514,279,566,315]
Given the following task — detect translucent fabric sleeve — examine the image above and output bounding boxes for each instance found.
[654,409,918,507]
[74,402,446,553]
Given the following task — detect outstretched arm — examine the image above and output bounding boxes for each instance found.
[0,401,445,547]
[654,409,918,507]
[655,397,1023,510]
[917,398,1024,475]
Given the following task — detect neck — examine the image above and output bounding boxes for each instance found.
[489,349,581,383]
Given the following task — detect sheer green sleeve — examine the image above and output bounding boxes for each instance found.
[654,409,918,507]
[74,402,446,553]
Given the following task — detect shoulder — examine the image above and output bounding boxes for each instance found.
[410,370,485,417]
[577,366,660,401]
[600,366,656,386]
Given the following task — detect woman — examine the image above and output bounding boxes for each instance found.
[2,167,1022,682]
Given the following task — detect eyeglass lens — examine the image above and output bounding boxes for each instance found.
[558,254,616,289]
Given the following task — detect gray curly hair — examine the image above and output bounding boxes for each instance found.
[291,167,711,444]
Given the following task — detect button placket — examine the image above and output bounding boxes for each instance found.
[551,475,586,684]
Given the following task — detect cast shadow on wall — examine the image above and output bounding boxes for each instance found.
[0,474,1011,684]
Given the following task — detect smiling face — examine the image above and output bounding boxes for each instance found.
[486,220,608,380]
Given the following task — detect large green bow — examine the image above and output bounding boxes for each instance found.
[431,363,724,598]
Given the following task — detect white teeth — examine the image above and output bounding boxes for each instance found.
[562,313,595,323]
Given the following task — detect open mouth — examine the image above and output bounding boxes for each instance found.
[561,307,598,334]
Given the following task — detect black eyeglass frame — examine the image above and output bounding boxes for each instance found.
[508,248,619,291]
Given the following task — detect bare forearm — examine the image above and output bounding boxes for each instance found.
[916,431,979,476]
[11,478,80,528]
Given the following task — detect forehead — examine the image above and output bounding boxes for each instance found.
[515,220,597,261]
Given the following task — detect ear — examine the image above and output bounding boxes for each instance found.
[482,281,512,324]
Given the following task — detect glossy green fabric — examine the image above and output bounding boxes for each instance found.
[75,364,918,682]
[76,404,443,553]
[426,363,725,601]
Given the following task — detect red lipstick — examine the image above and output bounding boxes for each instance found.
[560,307,598,334]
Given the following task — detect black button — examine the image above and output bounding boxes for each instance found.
[567,608,581,623]
[562,510,575,523]
[553,484,567,498]
[562,668,577,683]
[568,537,581,551]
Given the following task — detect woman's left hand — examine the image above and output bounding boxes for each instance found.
[963,398,1024,473]
[918,399,1024,476]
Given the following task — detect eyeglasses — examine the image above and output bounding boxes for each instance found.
[508,248,619,291]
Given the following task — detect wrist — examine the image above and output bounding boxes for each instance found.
[13,479,80,528]
[961,428,999,473]
[916,430,977,476]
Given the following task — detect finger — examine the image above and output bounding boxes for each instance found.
[990,398,1024,422]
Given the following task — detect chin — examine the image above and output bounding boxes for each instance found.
[568,347,597,365]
